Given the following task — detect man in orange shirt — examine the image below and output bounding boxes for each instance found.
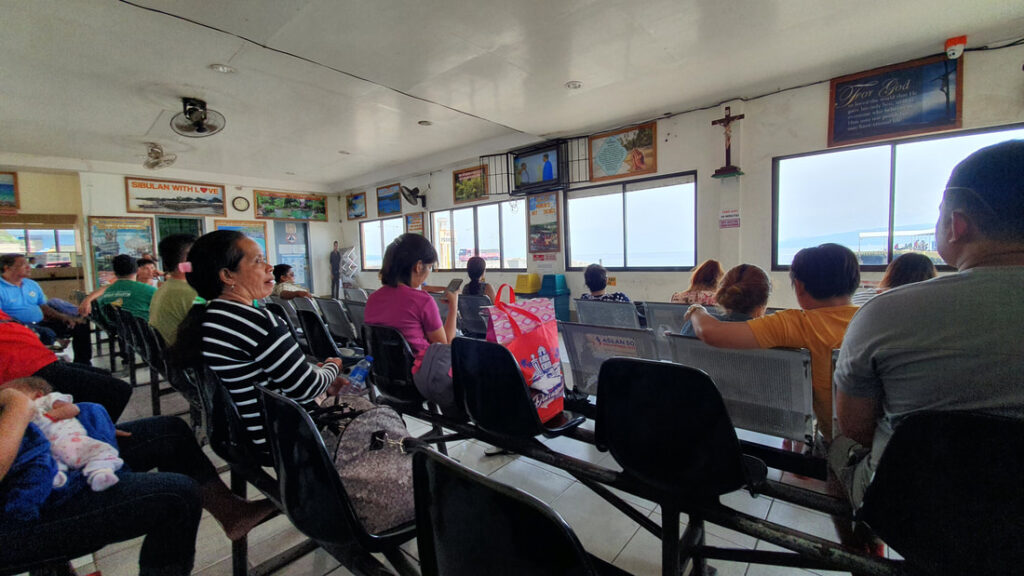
[684,243,860,439]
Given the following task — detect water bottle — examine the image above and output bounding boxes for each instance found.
[346,356,373,390]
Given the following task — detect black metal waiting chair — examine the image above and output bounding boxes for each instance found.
[595,358,767,576]
[451,336,584,439]
[457,294,491,338]
[341,299,366,345]
[110,307,140,387]
[413,449,632,576]
[296,309,362,366]
[258,387,419,576]
[265,301,311,355]
[857,411,1024,575]
[315,297,359,346]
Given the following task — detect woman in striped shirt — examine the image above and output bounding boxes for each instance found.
[179,230,346,461]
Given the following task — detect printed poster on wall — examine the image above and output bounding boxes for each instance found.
[528,191,560,253]
[589,122,657,182]
[88,216,154,288]
[254,190,328,221]
[828,54,963,147]
[405,213,424,235]
[215,219,268,256]
[124,177,225,216]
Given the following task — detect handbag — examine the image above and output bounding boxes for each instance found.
[485,299,565,423]
[485,284,557,345]
[309,395,414,535]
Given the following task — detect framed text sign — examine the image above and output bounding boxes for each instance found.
[589,122,657,182]
[88,216,154,288]
[828,55,963,147]
[125,177,225,216]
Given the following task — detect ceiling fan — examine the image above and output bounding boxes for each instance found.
[170,97,225,137]
[143,142,176,169]
[401,185,427,209]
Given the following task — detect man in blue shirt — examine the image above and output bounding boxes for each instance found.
[542,154,554,181]
[0,253,92,364]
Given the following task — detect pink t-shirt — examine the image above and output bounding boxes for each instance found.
[364,284,443,373]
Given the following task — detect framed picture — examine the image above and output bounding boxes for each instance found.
[589,122,657,182]
[453,165,488,204]
[346,192,367,220]
[88,216,155,288]
[528,191,560,253]
[829,54,963,147]
[124,177,225,216]
[377,183,402,216]
[0,172,18,211]
[215,219,268,256]
[254,190,328,221]
[405,212,424,235]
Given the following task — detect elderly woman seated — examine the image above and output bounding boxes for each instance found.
[579,264,630,302]
[271,263,312,300]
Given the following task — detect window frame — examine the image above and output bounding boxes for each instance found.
[429,198,528,272]
[564,170,698,272]
[359,216,403,270]
[1,227,78,259]
[771,122,1024,272]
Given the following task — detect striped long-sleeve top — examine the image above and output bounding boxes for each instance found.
[200,299,338,457]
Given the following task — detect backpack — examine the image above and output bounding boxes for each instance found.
[310,394,414,535]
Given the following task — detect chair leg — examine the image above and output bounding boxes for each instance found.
[662,504,681,576]
[230,471,249,576]
[680,515,715,576]
[149,368,162,416]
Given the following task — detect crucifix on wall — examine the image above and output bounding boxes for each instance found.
[711,106,744,178]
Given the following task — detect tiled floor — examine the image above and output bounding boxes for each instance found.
[50,355,889,576]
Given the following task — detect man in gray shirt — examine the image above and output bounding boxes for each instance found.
[830,140,1024,509]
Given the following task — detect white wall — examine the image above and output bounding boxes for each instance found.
[340,44,1024,309]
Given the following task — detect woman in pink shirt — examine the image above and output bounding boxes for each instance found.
[364,234,460,414]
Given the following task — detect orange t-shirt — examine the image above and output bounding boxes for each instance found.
[747,306,858,438]
[0,310,58,383]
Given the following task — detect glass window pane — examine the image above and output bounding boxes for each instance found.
[382,218,403,250]
[893,127,1024,265]
[568,193,624,268]
[361,220,383,269]
[625,182,695,267]
[476,204,500,267]
[501,200,527,269]
[56,229,77,252]
[27,230,56,253]
[432,211,453,269]
[451,207,475,269]
[776,146,891,266]
[0,229,26,253]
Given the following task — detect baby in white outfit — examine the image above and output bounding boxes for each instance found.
[5,377,123,491]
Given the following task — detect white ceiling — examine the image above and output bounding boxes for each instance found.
[1,0,1022,192]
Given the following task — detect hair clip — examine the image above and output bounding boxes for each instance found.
[178,262,193,273]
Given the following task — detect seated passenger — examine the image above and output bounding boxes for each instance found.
[149,234,202,346]
[0,309,131,421]
[685,244,860,438]
[96,254,157,320]
[671,259,723,305]
[831,140,1024,510]
[579,264,630,302]
[850,252,937,306]
[271,264,312,300]
[0,388,276,574]
[364,234,462,416]
[135,257,160,288]
[173,231,345,461]
[681,264,771,336]
[462,256,497,302]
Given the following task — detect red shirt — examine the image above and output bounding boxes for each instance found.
[0,310,57,383]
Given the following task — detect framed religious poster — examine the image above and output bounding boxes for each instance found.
[828,54,963,147]
[254,190,328,221]
[346,192,367,220]
[215,219,268,256]
[124,177,225,216]
[405,213,424,235]
[589,122,657,182]
[528,191,560,253]
[88,216,154,288]
[376,183,402,216]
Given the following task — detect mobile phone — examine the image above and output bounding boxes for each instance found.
[445,278,463,292]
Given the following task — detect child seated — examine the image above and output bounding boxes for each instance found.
[4,377,123,491]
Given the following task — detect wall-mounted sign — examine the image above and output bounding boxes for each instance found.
[125,177,225,216]
[88,216,154,288]
[828,54,963,147]
[254,190,328,221]
[528,191,560,253]
[405,212,424,235]
[589,122,657,182]
[215,219,268,256]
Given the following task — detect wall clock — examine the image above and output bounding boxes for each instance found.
[231,196,250,211]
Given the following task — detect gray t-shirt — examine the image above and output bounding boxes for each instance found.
[836,266,1024,476]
